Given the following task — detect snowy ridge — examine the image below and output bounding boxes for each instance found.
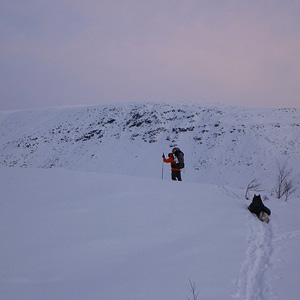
[1,102,299,193]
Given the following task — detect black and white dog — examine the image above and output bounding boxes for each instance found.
[248,194,271,223]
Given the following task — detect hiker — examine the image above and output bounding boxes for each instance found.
[162,148,184,181]
[162,153,182,181]
[248,194,271,223]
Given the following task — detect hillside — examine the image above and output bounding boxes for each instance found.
[1,102,300,299]
[0,102,300,195]
[1,167,300,300]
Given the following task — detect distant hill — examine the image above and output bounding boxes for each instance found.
[1,102,299,194]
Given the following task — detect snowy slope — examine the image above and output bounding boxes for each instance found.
[1,167,300,300]
[0,102,300,196]
[1,102,300,299]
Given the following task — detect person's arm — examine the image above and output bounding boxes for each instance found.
[163,156,172,163]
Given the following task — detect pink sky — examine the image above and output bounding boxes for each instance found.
[1,0,300,110]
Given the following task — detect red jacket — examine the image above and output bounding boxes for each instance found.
[163,153,181,171]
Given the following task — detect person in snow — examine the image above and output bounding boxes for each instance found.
[162,152,182,181]
[248,194,271,223]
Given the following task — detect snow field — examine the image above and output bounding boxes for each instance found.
[1,167,300,300]
[1,102,299,299]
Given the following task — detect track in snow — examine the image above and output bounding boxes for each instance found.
[217,184,274,300]
[233,214,273,300]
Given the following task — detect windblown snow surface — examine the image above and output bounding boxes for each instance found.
[1,102,300,300]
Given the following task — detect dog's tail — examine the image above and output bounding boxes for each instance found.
[259,211,269,223]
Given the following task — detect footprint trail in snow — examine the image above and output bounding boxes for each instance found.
[233,215,273,300]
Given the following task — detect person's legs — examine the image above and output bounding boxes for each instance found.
[176,171,182,181]
[171,170,176,180]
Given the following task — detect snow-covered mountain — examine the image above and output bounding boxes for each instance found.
[1,102,299,195]
[1,102,300,300]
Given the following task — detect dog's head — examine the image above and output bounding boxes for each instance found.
[253,194,262,202]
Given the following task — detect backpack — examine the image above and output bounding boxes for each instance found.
[173,148,184,169]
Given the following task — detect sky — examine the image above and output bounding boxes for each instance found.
[1,0,300,111]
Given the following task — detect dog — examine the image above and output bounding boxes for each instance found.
[248,194,271,223]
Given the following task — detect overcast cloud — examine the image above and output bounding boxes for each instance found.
[1,0,300,110]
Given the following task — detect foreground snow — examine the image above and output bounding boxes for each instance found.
[1,167,299,300]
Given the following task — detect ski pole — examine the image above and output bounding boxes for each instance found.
[161,153,165,180]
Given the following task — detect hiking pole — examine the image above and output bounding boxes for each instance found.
[161,153,164,180]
